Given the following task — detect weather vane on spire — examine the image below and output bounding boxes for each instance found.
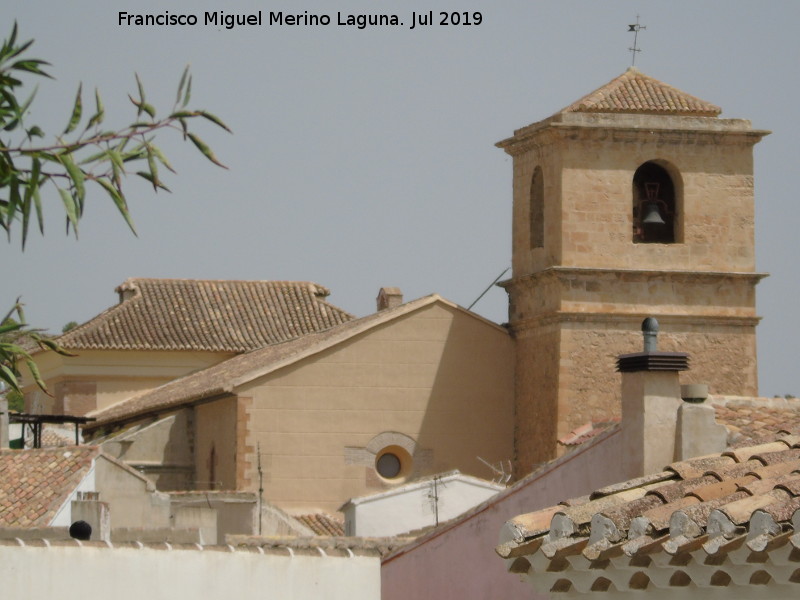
[628,15,646,67]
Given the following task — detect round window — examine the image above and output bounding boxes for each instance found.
[376,452,402,479]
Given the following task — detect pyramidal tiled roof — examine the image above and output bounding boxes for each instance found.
[56,278,355,353]
[498,433,800,594]
[0,446,99,527]
[560,67,721,116]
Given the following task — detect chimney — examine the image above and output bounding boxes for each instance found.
[617,318,688,478]
[116,280,137,304]
[675,383,727,460]
[376,287,403,311]
[71,491,111,542]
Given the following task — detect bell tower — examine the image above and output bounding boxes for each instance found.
[498,68,769,472]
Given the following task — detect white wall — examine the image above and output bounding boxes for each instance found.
[346,475,503,537]
[0,542,381,600]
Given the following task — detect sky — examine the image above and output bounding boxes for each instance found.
[2,1,799,397]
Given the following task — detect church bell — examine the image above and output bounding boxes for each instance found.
[641,200,666,226]
[641,182,666,226]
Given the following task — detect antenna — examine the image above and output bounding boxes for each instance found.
[426,475,450,527]
[628,15,646,67]
[467,266,510,311]
[477,456,513,484]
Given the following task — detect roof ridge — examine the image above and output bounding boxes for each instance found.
[52,278,354,353]
[560,67,721,116]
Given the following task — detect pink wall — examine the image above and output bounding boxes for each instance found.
[381,428,625,600]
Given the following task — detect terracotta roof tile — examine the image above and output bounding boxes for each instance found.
[0,447,98,527]
[498,433,800,593]
[714,397,800,440]
[561,67,721,116]
[558,418,620,447]
[294,513,345,537]
[55,278,354,353]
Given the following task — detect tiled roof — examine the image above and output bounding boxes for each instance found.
[0,447,98,527]
[714,397,800,442]
[558,397,800,450]
[295,513,345,536]
[561,67,721,116]
[55,278,354,353]
[497,433,800,593]
[559,419,620,447]
[85,294,505,431]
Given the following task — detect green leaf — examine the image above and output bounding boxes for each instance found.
[59,152,85,206]
[196,110,232,132]
[108,148,125,173]
[135,170,170,192]
[6,175,19,235]
[183,74,192,107]
[0,363,20,392]
[188,133,227,168]
[145,145,159,190]
[134,73,146,117]
[57,187,79,234]
[141,102,156,119]
[63,83,82,134]
[150,144,175,173]
[25,157,43,234]
[24,357,47,391]
[97,178,137,235]
[86,88,104,128]
[176,65,190,105]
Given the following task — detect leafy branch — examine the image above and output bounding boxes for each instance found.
[0,300,73,396]
[0,22,231,248]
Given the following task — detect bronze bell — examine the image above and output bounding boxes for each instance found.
[641,200,666,226]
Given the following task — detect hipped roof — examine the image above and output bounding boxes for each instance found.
[56,278,354,353]
[560,67,721,116]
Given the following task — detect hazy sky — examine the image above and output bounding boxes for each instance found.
[3,1,799,397]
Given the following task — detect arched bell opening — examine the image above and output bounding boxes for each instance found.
[632,161,678,244]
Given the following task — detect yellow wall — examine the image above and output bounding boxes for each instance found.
[237,302,514,513]
[195,397,239,491]
[23,349,234,416]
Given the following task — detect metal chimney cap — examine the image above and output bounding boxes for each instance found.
[642,317,659,353]
[641,317,659,334]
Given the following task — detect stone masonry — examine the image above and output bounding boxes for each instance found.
[498,69,770,473]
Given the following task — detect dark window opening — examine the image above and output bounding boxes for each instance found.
[376,452,402,479]
[632,162,676,244]
[530,166,544,249]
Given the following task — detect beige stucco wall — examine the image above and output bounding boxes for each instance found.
[100,412,194,491]
[23,349,233,416]
[94,455,171,530]
[236,302,514,513]
[501,112,766,469]
[194,397,239,491]
[0,543,381,600]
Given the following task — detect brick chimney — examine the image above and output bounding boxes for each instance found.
[618,318,688,478]
[376,287,403,311]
